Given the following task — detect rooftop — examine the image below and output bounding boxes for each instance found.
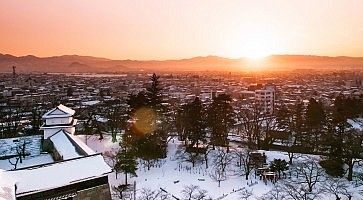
[42,104,75,119]
[1,154,111,197]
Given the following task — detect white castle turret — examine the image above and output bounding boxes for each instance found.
[40,104,77,139]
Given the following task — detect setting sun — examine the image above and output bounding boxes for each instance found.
[243,32,276,59]
[223,27,278,59]
[243,46,271,59]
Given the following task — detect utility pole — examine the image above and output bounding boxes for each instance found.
[133,181,136,200]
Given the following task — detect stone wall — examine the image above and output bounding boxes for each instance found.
[74,184,111,200]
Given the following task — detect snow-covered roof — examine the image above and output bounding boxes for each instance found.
[3,154,111,197]
[66,133,96,155]
[42,104,75,119]
[0,169,16,200]
[348,118,363,131]
[81,100,100,106]
[49,130,82,160]
[95,115,108,123]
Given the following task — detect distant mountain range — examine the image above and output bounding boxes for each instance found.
[1,53,363,73]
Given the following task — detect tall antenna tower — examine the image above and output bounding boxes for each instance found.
[12,66,16,79]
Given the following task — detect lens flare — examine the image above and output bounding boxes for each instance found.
[132,107,157,134]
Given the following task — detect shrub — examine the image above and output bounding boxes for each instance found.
[320,158,344,177]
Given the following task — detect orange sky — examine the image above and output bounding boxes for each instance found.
[1,0,363,60]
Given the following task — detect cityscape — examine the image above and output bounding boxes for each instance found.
[1,1,363,200]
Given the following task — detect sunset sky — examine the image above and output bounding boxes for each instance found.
[1,0,363,60]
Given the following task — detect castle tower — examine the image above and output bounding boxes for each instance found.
[40,104,77,139]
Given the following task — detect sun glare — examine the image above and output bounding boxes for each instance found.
[224,30,277,60]
[242,35,274,59]
[244,50,270,59]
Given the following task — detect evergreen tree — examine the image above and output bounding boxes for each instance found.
[207,94,235,150]
[29,105,42,135]
[270,159,289,179]
[66,86,74,96]
[275,104,291,132]
[182,97,207,149]
[324,96,363,180]
[132,128,167,169]
[146,73,163,111]
[127,91,148,113]
[176,105,188,141]
[285,101,305,164]
[291,101,305,145]
[126,73,168,168]
[305,98,325,150]
[115,130,138,185]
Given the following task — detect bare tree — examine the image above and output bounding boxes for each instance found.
[209,149,231,187]
[209,166,227,187]
[239,188,253,200]
[137,188,170,200]
[280,180,321,200]
[8,139,30,169]
[341,129,363,181]
[284,143,300,166]
[291,157,324,192]
[80,106,97,144]
[8,156,20,170]
[213,148,233,173]
[141,159,156,171]
[258,184,286,200]
[104,150,118,179]
[181,185,209,200]
[203,146,212,169]
[262,157,323,200]
[112,184,133,200]
[322,177,351,200]
[175,146,203,168]
[105,99,127,143]
[237,105,266,149]
[232,148,252,180]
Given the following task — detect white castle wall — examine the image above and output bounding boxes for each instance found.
[45,117,73,126]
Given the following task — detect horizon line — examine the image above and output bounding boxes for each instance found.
[2,52,363,62]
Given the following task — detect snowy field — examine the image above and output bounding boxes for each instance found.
[76,134,363,200]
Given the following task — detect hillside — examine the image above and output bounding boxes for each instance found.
[0,53,362,73]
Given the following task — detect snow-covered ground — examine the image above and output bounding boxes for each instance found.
[74,134,363,200]
[74,136,302,199]
[2,133,362,199]
[77,135,270,198]
[0,153,54,170]
[0,135,42,158]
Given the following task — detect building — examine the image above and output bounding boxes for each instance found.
[40,104,77,139]
[245,84,276,115]
[255,87,275,115]
[0,104,112,200]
